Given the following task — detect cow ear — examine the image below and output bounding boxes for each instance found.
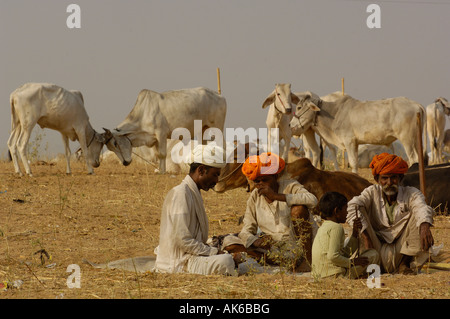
[309,102,321,112]
[96,133,106,144]
[103,128,113,139]
[290,93,300,105]
[262,91,275,109]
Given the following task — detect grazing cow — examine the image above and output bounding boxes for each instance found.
[214,144,372,212]
[402,162,450,213]
[103,87,226,173]
[426,97,450,164]
[290,91,427,173]
[7,83,105,176]
[262,83,300,162]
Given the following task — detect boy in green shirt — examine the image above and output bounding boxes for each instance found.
[312,192,379,279]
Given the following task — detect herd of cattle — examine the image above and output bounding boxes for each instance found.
[6,82,450,212]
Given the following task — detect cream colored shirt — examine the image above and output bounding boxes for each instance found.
[346,184,433,244]
[311,220,359,278]
[238,179,318,248]
[154,175,218,273]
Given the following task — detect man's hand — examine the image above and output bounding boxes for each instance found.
[420,222,434,251]
[353,256,370,267]
[251,235,273,250]
[352,217,363,238]
[255,184,285,203]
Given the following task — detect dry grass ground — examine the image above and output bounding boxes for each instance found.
[0,159,449,300]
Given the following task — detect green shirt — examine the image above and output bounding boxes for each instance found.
[385,200,397,225]
[311,220,359,278]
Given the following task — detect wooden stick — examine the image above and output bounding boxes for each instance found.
[341,77,345,95]
[416,112,427,200]
[217,68,221,95]
[355,206,360,258]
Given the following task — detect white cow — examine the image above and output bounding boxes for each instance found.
[426,97,450,164]
[7,83,105,176]
[290,91,427,173]
[103,87,227,173]
[102,139,191,174]
[261,83,300,162]
[292,92,343,170]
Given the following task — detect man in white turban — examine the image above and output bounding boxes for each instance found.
[154,144,237,275]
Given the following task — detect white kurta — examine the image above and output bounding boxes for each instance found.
[347,184,433,244]
[346,184,433,272]
[154,175,219,273]
[239,178,318,248]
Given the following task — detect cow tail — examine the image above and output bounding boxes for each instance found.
[433,104,438,149]
[10,94,18,133]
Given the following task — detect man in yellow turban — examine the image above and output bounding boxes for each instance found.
[346,153,434,274]
[224,152,318,272]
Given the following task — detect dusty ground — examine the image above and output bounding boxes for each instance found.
[0,159,449,299]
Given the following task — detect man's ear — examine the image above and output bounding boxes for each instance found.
[197,164,207,175]
[333,207,338,216]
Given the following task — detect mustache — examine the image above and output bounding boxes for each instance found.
[382,184,398,194]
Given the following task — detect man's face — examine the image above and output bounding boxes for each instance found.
[198,166,222,191]
[377,174,401,196]
[253,175,278,192]
[335,203,348,223]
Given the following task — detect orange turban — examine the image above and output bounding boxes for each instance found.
[370,153,408,176]
[242,152,285,181]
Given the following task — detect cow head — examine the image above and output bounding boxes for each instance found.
[87,131,107,169]
[214,142,258,193]
[262,83,300,115]
[436,97,450,116]
[102,128,133,166]
[290,91,321,136]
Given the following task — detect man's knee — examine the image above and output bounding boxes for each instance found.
[215,254,236,275]
[291,205,310,220]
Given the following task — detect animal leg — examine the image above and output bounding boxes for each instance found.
[76,130,93,175]
[346,142,359,173]
[7,125,23,175]
[61,134,72,175]
[157,137,167,174]
[303,130,320,168]
[16,125,33,176]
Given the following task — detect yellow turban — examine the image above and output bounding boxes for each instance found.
[370,153,408,176]
[242,152,285,181]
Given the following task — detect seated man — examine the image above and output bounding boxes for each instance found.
[312,192,379,279]
[154,144,236,276]
[225,152,318,271]
[346,153,434,274]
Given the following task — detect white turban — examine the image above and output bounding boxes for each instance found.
[189,144,226,168]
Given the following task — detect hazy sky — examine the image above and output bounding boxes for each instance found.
[1,0,449,158]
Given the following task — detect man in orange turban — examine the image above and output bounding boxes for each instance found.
[346,153,434,274]
[241,152,286,181]
[223,152,318,272]
[370,152,409,177]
